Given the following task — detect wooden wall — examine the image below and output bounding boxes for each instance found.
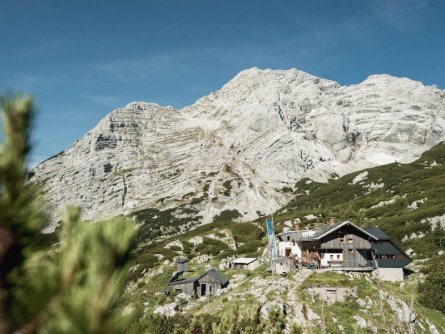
[300,225,375,267]
[171,282,196,296]
[319,226,372,250]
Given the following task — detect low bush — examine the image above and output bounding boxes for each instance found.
[195,237,231,257]
[230,222,264,244]
[418,256,445,314]
[236,240,264,257]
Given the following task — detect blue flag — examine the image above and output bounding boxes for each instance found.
[266,218,276,260]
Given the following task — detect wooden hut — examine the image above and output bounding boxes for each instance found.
[169,268,229,297]
[196,268,229,296]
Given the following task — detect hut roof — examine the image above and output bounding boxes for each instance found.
[232,257,258,265]
[200,268,229,285]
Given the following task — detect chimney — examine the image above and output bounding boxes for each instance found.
[328,216,335,226]
[294,223,300,231]
[177,257,188,272]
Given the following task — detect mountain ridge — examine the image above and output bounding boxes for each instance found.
[29,67,445,232]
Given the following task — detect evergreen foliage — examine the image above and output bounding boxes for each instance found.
[418,257,445,313]
[0,95,136,333]
[276,142,445,257]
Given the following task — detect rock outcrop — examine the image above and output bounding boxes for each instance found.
[29,68,445,231]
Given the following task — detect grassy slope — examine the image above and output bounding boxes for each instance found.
[131,142,445,275]
[274,141,445,259]
[119,142,445,331]
[120,262,445,333]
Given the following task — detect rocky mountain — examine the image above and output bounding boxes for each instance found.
[29,68,445,232]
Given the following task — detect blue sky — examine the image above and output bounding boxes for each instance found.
[1,0,444,165]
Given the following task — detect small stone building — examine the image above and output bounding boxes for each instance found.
[231,258,261,270]
[169,268,229,297]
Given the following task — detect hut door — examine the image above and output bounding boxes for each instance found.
[201,284,206,296]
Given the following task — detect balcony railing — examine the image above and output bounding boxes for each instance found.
[326,260,376,269]
[273,256,376,270]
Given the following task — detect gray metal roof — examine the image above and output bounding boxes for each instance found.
[299,221,379,241]
[365,227,390,240]
[312,222,344,238]
[232,257,258,264]
[169,271,184,283]
[373,243,400,255]
[169,268,229,286]
[199,268,229,285]
[169,277,197,285]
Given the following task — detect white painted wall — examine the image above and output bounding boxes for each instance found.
[246,260,261,270]
[376,268,405,281]
[320,252,343,266]
[277,241,301,257]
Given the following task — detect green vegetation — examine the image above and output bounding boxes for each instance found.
[230,222,265,243]
[418,256,445,313]
[131,302,288,334]
[125,142,445,317]
[131,206,201,242]
[0,95,135,333]
[298,271,445,333]
[213,209,242,222]
[300,271,352,289]
[281,186,294,193]
[195,237,232,257]
[274,142,445,259]
[222,179,233,196]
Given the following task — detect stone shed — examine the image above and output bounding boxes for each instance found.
[231,257,261,270]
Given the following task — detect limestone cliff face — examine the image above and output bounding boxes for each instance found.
[29,68,445,231]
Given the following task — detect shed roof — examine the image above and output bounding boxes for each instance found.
[169,268,229,286]
[232,257,258,264]
[198,268,229,285]
[169,277,197,285]
[169,271,184,283]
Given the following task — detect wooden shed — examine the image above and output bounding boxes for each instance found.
[169,268,229,297]
[169,277,197,295]
[196,268,229,296]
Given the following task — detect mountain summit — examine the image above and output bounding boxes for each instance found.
[29,68,445,231]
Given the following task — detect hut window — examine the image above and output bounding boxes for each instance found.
[348,237,353,244]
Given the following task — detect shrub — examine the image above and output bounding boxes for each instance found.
[223,180,233,196]
[418,257,445,313]
[168,245,182,252]
[0,96,136,333]
[213,209,241,222]
[195,237,230,257]
[230,222,265,244]
[236,240,263,257]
